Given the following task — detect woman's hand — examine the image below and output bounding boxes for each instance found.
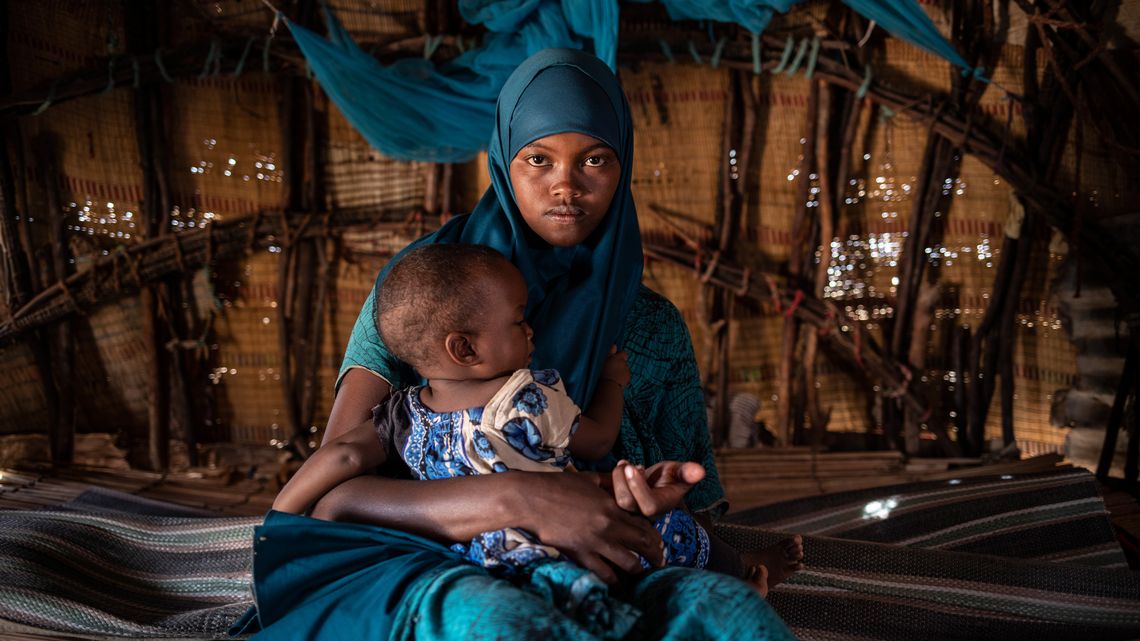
[608,460,706,518]
[516,471,665,584]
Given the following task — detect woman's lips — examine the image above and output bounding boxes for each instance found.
[544,205,586,224]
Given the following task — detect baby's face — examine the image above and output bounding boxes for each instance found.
[470,267,534,375]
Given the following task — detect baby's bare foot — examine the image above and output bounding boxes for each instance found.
[743,534,804,591]
[743,563,770,597]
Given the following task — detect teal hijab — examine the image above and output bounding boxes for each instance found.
[375,48,642,405]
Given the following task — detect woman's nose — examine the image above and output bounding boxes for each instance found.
[549,167,582,200]
[524,322,534,340]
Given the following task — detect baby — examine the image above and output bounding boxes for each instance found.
[274,243,801,594]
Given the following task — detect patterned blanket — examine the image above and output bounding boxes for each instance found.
[0,471,1136,640]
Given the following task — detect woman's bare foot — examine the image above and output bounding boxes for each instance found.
[742,535,804,594]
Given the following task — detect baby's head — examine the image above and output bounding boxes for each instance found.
[377,243,534,378]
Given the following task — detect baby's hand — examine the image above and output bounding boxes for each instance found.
[601,346,630,390]
[610,460,706,518]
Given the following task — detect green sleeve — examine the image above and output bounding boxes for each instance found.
[657,302,728,519]
[336,278,419,393]
[620,288,728,519]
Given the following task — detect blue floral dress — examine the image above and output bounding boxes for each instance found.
[394,368,711,573]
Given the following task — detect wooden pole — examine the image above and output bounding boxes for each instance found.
[777,80,819,446]
[1096,332,1138,480]
[710,70,740,446]
[806,77,840,447]
[2,0,66,464]
[128,0,182,471]
[33,136,77,465]
[277,0,326,458]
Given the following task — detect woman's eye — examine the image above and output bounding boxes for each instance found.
[525,155,548,166]
[584,155,606,167]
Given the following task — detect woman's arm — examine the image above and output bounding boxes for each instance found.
[311,469,668,584]
[273,422,387,514]
[324,368,391,444]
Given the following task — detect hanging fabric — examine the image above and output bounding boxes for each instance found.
[644,0,978,76]
[286,0,619,162]
[289,0,975,163]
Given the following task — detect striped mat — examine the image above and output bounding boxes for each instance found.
[0,503,257,639]
[717,469,1140,640]
[723,469,1129,568]
[0,471,1136,640]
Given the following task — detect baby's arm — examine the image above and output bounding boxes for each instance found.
[272,421,387,514]
[569,347,630,460]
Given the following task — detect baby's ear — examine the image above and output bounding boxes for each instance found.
[444,332,480,366]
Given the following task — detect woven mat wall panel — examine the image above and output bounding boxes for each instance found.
[642,259,716,383]
[70,300,153,434]
[327,0,426,44]
[208,251,287,447]
[315,254,395,434]
[0,345,48,436]
[709,35,1077,448]
[624,62,729,242]
[16,88,144,250]
[6,1,122,93]
[206,249,403,447]
[172,0,269,36]
[168,0,424,48]
[165,77,286,222]
[743,71,814,267]
[1056,122,1140,221]
[325,101,427,212]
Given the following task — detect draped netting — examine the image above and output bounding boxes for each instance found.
[286,0,980,162]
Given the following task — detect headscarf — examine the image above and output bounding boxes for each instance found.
[375,48,642,406]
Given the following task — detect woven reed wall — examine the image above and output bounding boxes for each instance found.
[0,0,1104,461]
[0,1,426,452]
[622,2,1086,454]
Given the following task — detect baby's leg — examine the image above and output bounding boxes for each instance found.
[654,510,803,596]
[740,534,804,592]
[652,509,710,568]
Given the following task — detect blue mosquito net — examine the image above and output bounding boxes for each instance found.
[286,0,975,163]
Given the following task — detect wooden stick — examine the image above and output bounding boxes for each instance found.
[129,2,183,472]
[806,77,837,444]
[951,322,971,452]
[642,240,957,452]
[301,232,331,449]
[0,9,61,464]
[777,80,820,446]
[0,207,418,345]
[997,214,1036,453]
[1096,331,1138,479]
[0,37,302,115]
[33,136,76,466]
[711,70,744,446]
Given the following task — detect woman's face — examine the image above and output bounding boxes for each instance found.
[508,132,621,247]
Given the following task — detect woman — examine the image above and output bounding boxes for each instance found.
[238,49,795,640]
